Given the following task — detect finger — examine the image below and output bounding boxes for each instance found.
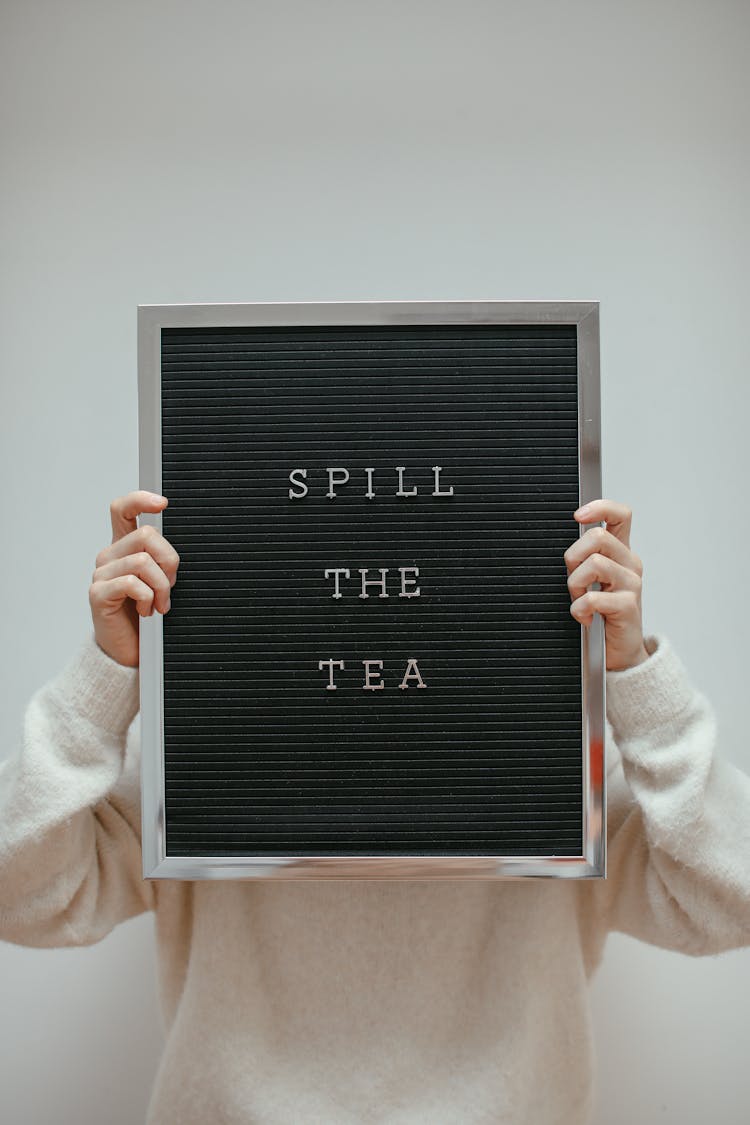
[96,524,180,580]
[564,525,638,575]
[569,588,640,627]
[573,498,633,548]
[567,552,642,602]
[110,490,168,544]
[89,573,158,618]
[93,552,173,613]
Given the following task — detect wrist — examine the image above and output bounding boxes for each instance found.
[93,624,139,669]
[607,639,651,673]
[95,637,138,669]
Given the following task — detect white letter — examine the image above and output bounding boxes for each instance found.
[396,466,417,497]
[432,466,454,497]
[399,658,427,689]
[326,467,350,499]
[398,566,420,598]
[358,568,389,598]
[362,660,384,690]
[324,568,350,598]
[319,659,344,690]
[364,467,375,500]
[289,468,308,499]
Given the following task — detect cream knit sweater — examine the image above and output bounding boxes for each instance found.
[1,631,749,1124]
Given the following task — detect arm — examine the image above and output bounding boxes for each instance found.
[602,631,750,954]
[566,497,750,955]
[0,631,154,948]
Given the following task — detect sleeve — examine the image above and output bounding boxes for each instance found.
[0,631,155,949]
[600,631,750,955]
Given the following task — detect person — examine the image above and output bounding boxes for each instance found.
[1,490,749,1125]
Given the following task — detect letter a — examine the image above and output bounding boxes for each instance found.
[398,658,427,690]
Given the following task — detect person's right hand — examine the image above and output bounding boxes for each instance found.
[89,491,180,668]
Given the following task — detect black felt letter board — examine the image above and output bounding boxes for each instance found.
[156,320,589,863]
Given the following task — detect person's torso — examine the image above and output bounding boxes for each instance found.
[145,876,605,1124]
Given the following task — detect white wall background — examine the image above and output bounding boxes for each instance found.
[1,1,748,1121]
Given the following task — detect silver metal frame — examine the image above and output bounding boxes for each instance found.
[138,299,604,880]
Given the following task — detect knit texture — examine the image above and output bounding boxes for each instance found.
[1,631,749,1124]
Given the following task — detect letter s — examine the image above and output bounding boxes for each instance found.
[289,468,308,499]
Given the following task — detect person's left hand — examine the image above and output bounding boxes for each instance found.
[564,498,650,672]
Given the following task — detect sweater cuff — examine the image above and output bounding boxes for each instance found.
[605,632,698,742]
[49,631,140,738]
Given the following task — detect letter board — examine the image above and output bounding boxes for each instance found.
[138,300,604,880]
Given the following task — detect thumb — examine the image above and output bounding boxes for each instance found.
[110,490,168,543]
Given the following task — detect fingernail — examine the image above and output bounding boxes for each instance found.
[149,492,165,504]
[575,504,592,517]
